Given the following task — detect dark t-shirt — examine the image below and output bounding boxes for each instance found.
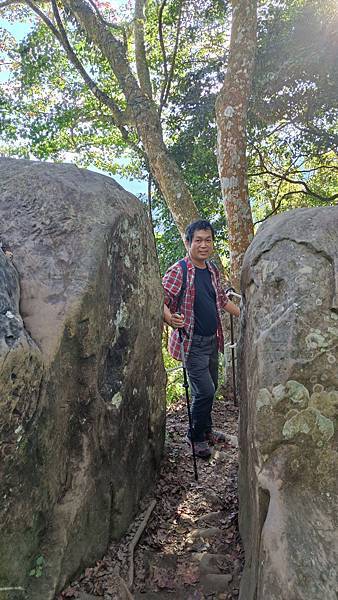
[193,266,218,336]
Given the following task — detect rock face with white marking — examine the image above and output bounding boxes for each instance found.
[0,158,166,599]
[238,206,338,600]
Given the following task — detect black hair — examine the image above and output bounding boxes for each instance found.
[184,220,215,244]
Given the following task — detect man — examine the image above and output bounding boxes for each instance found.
[162,219,240,458]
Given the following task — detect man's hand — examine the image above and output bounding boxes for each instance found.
[170,313,185,328]
[225,300,240,318]
[164,304,185,328]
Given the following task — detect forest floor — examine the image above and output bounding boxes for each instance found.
[59,391,243,600]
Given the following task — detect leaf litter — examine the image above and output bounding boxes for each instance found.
[59,389,243,600]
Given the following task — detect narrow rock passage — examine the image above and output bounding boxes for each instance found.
[60,394,243,600]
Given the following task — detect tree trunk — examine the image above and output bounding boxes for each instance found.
[135,102,200,234]
[64,0,200,239]
[216,0,257,288]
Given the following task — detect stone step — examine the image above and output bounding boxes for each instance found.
[135,550,235,598]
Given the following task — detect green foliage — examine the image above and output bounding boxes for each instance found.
[252,0,338,150]
[247,0,338,225]
[0,0,337,271]
[29,555,45,578]
[1,18,129,169]
[162,335,183,405]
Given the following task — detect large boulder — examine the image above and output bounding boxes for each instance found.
[238,207,338,600]
[0,158,166,599]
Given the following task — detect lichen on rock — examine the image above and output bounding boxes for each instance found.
[238,206,338,600]
[309,389,338,419]
[285,380,310,408]
[282,406,334,446]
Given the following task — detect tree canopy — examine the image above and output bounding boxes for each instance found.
[0,0,337,273]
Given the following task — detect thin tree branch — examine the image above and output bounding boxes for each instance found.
[23,0,141,159]
[253,191,295,226]
[0,0,19,7]
[59,0,160,165]
[134,0,152,98]
[147,172,152,219]
[25,0,62,40]
[87,0,110,25]
[161,0,184,110]
[22,0,203,251]
[158,0,168,108]
[122,25,128,50]
[249,164,338,177]
[253,145,338,203]
[294,165,338,174]
[265,170,338,202]
[49,0,128,128]
[52,0,149,160]
[128,499,156,590]
[85,0,128,48]
[268,176,283,212]
[298,122,338,151]
[119,127,146,161]
[62,0,145,110]
[249,117,298,140]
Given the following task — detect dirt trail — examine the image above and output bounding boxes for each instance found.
[59,394,243,600]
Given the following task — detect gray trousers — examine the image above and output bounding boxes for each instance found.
[186,334,218,442]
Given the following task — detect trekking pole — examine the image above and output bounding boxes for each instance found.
[229,314,237,407]
[179,329,198,482]
[225,287,242,407]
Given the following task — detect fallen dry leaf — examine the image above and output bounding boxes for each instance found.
[57,395,243,600]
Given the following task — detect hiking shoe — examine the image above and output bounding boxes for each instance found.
[205,430,226,446]
[185,436,211,459]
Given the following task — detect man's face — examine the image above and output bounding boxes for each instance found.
[186,228,214,262]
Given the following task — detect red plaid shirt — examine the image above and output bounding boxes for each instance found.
[162,256,229,361]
